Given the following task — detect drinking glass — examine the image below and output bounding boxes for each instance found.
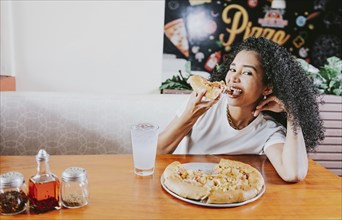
[131,123,159,176]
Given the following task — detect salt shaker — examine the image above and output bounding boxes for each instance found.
[0,172,28,215]
[61,167,88,208]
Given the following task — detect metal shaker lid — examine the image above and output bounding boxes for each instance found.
[36,149,49,162]
[62,167,87,182]
[0,171,25,188]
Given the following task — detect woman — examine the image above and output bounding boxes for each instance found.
[157,37,325,182]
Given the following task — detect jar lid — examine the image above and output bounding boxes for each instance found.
[0,171,25,188]
[36,149,50,162]
[62,167,87,182]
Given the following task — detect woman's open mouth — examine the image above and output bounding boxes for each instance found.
[226,86,242,97]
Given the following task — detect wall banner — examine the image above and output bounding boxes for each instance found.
[162,0,341,78]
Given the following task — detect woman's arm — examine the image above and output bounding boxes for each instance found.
[254,95,308,182]
[157,115,194,154]
[157,90,221,154]
[264,120,308,182]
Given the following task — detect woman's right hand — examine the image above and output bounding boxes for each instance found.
[182,89,222,122]
[157,89,222,154]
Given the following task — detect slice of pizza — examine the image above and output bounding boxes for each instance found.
[207,159,265,203]
[187,75,226,100]
[163,161,210,200]
[164,19,190,58]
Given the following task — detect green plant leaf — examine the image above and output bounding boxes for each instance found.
[160,68,193,91]
[320,84,328,89]
[316,56,342,96]
[333,88,342,96]
[327,56,342,73]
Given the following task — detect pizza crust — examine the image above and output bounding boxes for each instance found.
[163,161,210,200]
[208,186,259,204]
[162,159,265,204]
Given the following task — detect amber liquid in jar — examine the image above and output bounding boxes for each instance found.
[28,149,61,213]
[28,179,60,213]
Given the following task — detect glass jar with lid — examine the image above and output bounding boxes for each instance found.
[61,167,88,208]
[0,172,28,215]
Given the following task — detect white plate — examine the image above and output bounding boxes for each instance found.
[161,162,265,208]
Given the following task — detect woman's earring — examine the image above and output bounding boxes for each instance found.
[263,95,267,100]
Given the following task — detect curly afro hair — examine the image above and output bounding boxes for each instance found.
[211,37,325,151]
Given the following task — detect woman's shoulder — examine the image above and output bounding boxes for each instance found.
[260,113,286,129]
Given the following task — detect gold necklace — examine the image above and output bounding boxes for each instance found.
[226,105,240,130]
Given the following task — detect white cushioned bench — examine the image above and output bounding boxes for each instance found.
[0,92,187,155]
[1,92,340,176]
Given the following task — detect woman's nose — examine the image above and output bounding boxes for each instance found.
[227,71,240,83]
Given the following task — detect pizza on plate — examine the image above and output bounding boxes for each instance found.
[162,159,264,204]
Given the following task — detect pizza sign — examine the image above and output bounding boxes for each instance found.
[163,0,342,74]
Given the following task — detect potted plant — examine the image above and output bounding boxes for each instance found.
[160,61,193,94]
[297,56,342,96]
[159,70,192,94]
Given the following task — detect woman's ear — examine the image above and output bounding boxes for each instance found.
[263,86,273,96]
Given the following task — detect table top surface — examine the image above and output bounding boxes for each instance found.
[0,154,341,219]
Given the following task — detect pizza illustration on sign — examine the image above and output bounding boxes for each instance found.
[164,19,190,58]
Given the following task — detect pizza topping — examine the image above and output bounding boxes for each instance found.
[177,165,189,179]
[175,165,210,185]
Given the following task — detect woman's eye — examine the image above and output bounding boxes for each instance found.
[228,68,236,72]
[242,71,252,75]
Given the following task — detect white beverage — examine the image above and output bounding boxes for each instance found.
[131,123,159,176]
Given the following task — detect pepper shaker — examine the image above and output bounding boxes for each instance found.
[61,167,88,208]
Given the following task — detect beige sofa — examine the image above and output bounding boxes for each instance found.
[0,92,187,155]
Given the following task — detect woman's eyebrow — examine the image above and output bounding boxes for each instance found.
[230,63,257,71]
[242,65,257,71]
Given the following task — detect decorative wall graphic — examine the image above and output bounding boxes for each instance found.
[258,8,288,28]
[162,0,342,76]
[164,19,190,58]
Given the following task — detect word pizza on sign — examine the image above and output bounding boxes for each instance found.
[219,4,290,47]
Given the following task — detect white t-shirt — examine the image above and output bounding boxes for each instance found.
[173,95,286,155]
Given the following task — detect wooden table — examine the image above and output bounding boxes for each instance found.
[0,154,341,219]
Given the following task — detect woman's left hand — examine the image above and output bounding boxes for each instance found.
[253,95,286,117]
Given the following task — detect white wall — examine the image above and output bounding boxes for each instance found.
[5,0,165,94]
[0,1,15,76]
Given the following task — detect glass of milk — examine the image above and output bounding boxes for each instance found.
[131,123,159,176]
